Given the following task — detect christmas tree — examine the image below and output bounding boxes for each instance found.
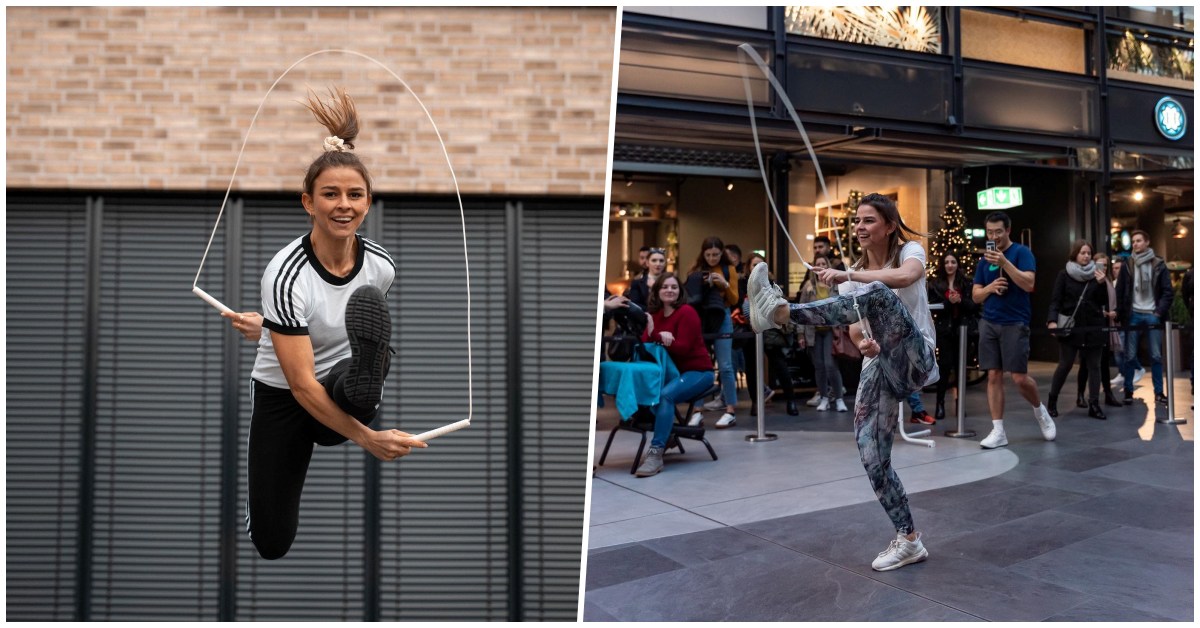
[927,201,974,279]
[832,190,863,264]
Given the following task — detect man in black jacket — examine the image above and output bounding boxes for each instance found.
[1116,230,1174,405]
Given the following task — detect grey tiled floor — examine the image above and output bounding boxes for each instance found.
[585,362,1193,621]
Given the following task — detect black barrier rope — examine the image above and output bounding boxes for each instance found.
[604,323,1189,344]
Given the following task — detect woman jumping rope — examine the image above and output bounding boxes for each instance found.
[222,87,427,559]
[748,193,938,571]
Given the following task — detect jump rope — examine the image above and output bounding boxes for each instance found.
[192,49,472,442]
[737,44,872,340]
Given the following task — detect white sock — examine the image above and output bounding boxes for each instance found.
[992,419,1004,432]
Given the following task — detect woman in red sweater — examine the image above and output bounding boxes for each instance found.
[635,273,715,477]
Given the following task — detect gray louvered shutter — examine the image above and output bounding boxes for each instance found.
[91,197,225,620]
[6,195,89,620]
[234,198,367,621]
[378,201,511,620]
[518,201,601,620]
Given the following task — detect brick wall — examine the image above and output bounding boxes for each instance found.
[6,7,615,195]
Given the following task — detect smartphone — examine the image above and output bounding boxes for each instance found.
[986,240,996,253]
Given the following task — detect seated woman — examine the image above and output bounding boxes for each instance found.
[635,272,715,477]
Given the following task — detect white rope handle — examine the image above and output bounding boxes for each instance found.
[193,48,473,427]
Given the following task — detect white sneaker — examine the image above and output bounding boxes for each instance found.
[1132,368,1146,385]
[747,262,787,333]
[871,532,928,571]
[816,397,829,412]
[980,428,1008,449]
[1034,404,1056,441]
[806,391,823,407]
[688,412,704,427]
[702,398,724,411]
[835,399,848,412]
[1110,374,1125,388]
[715,413,736,429]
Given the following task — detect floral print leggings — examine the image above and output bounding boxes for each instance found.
[787,281,937,535]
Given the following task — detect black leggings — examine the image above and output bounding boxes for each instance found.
[1050,343,1101,403]
[1078,348,1113,397]
[934,330,960,407]
[247,358,379,560]
[744,344,794,404]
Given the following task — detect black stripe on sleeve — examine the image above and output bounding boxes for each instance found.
[362,239,397,274]
[263,318,309,335]
[272,245,306,327]
[275,248,307,328]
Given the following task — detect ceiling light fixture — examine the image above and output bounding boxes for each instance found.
[1173,219,1188,239]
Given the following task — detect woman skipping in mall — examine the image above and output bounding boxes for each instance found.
[748,192,938,572]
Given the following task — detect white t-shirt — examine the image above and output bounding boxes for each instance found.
[251,233,396,389]
[839,240,938,386]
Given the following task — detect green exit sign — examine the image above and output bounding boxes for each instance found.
[977,187,1023,210]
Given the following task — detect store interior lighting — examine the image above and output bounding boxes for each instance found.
[1172,219,1188,238]
[725,179,734,191]
[1133,190,1144,201]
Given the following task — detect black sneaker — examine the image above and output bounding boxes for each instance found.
[343,285,392,410]
[1155,393,1170,405]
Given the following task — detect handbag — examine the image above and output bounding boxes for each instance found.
[1056,283,1090,331]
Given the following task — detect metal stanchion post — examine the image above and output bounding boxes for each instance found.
[747,331,777,442]
[945,322,976,438]
[1158,321,1188,425]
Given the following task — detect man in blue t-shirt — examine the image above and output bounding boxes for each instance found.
[971,211,1056,450]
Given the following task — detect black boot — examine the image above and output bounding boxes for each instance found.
[934,400,946,421]
[1075,393,1086,408]
[1087,400,1107,420]
[786,400,799,416]
[1104,390,1122,407]
[1047,394,1059,418]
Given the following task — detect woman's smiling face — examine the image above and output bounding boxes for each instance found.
[302,166,371,240]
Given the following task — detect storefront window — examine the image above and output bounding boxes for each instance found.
[960,9,1086,74]
[1111,148,1194,172]
[1105,6,1194,33]
[784,6,942,54]
[618,30,771,105]
[1107,30,1194,86]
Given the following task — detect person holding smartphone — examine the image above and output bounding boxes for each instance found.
[972,211,1056,450]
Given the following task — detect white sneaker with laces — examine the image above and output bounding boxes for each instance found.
[1133,367,1146,385]
[816,397,829,412]
[702,398,724,411]
[715,413,736,429]
[1110,373,1124,388]
[688,412,704,427]
[980,428,1008,449]
[1034,404,1056,441]
[871,532,928,571]
[806,391,823,407]
[835,398,848,412]
[747,262,787,333]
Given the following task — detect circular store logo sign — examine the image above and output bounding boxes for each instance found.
[1155,96,1187,141]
